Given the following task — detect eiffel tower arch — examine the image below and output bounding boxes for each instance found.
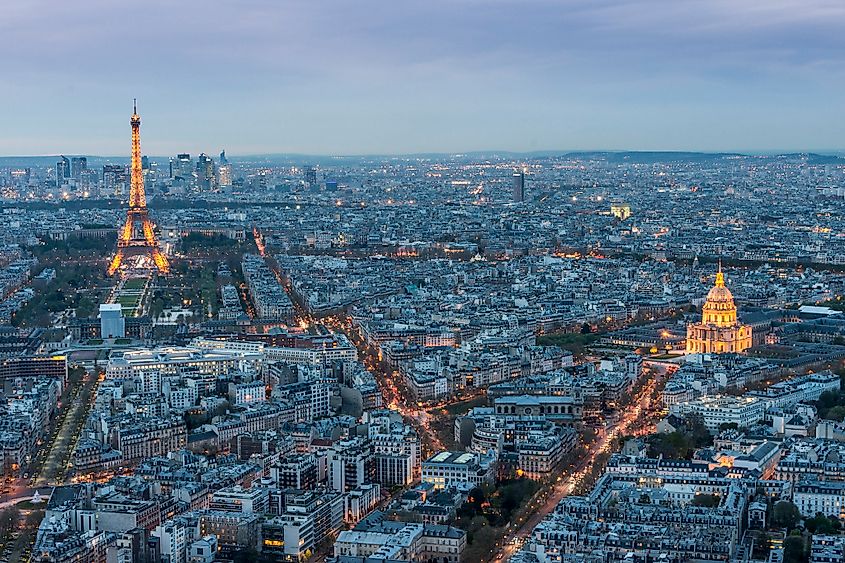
[108,100,169,275]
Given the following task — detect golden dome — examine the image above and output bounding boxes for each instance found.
[704,270,735,305]
[700,266,738,327]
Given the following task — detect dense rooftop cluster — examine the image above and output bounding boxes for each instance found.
[0,152,844,563]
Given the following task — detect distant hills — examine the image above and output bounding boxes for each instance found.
[0,151,843,167]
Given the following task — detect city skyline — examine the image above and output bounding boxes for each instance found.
[3,3,845,562]
[3,0,845,155]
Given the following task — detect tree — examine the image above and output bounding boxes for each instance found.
[462,518,499,562]
[771,501,801,531]
[691,493,720,508]
[500,483,526,515]
[210,400,230,418]
[68,366,86,385]
[75,296,96,318]
[464,487,486,515]
[458,492,482,520]
[718,422,739,432]
[149,297,166,319]
[25,510,44,530]
[0,507,20,538]
[500,479,537,509]
[816,390,843,419]
[782,536,806,563]
[581,427,598,445]
[685,413,712,447]
[805,513,841,535]
[184,411,210,430]
[826,405,845,422]
[233,547,259,563]
[648,432,693,460]
[818,390,839,410]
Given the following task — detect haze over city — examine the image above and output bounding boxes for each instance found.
[4,0,845,155]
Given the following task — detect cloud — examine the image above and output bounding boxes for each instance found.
[1,0,844,154]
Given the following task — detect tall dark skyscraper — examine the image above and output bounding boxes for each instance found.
[512,171,525,203]
[70,156,87,179]
[56,155,70,188]
[305,166,318,189]
[220,150,228,165]
[171,153,193,181]
[103,164,128,194]
[197,153,215,190]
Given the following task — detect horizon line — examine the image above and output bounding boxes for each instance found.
[1,148,844,160]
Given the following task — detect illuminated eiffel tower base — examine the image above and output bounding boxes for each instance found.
[108,209,169,275]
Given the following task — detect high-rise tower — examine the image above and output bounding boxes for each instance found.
[108,100,169,275]
[56,156,70,188]
[512,170,525,203]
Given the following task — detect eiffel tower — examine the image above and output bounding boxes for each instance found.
[108,100,169,275]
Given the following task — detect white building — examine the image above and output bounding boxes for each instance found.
[228,381,266,406]
[106,347,262,380]
[669,395,765,432]
[421,451,495,490]
[192,333,357,368]
[334,521,465,563]
[100,303,125,339]
[327,439,374,493]
[748,371,840,411]
[187,535,217,563]
[151,517,192,563]
[209,486,269,514]
[811,535,845,563]
[794,481,845,520]
[344,484,382,524]
[265,341,357,367]
[367,412,421,486]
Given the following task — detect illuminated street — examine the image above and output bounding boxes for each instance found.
[492,369,669,562]
[33,370,99,488]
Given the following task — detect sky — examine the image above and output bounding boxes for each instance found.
[2,0,845,155]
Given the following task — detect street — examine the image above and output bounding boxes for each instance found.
[492,369,668,562]
[33,369,99,488]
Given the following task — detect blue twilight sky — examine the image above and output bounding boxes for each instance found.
[2,0,844,156]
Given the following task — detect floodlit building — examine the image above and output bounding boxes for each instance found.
[686,266,752,354]
[610,204,632,220]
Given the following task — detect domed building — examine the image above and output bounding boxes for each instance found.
[686,266,752,354]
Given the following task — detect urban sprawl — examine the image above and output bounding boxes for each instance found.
[0,127,845,563]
